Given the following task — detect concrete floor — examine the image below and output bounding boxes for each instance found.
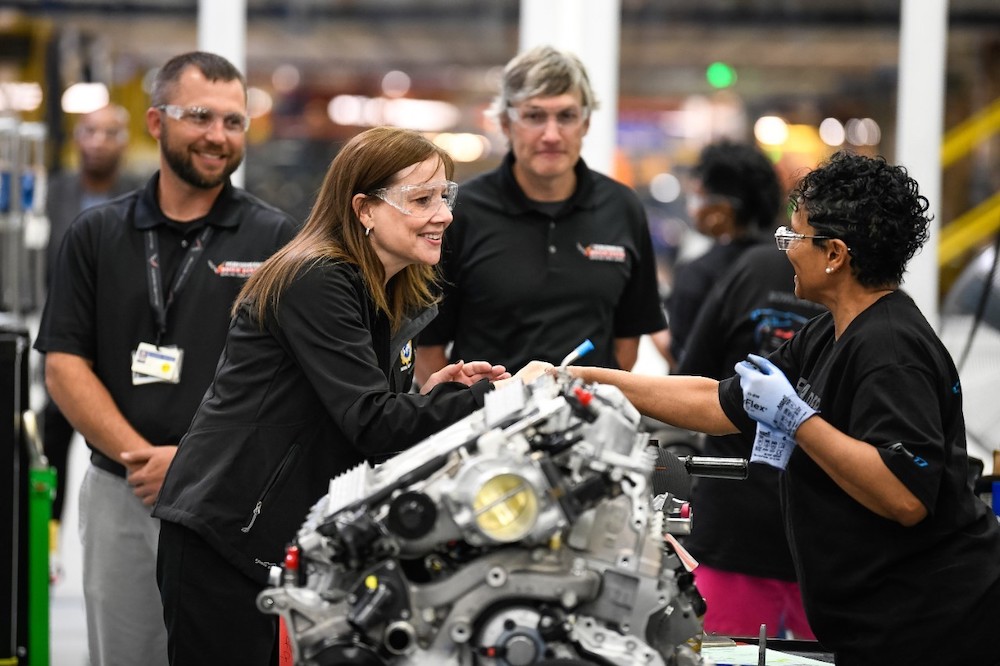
[49,434,91,666]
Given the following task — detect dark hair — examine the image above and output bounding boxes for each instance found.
[150,51,247,106]
[236,126,455,332]
[789,151,931,288]
[694,141,782,232]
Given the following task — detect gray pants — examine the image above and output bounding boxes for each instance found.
[79,465,168,666]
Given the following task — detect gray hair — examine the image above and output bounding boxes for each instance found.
[487,45,599,124]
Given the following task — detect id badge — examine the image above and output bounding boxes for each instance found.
[131,342,184,384]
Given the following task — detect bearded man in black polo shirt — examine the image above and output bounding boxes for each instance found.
[416,45,665,381]
[34,52,295,666]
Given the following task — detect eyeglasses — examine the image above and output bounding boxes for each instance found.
[506,105,589,131]
[156,104,250,134]
[774,225,832,251]
[369,180,458,217]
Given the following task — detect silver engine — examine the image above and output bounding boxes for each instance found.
[258,372,713,666]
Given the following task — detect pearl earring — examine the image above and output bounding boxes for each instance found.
[365,226,372,237]
[825,267,832,274]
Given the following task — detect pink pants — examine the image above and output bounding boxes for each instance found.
[694,564,815,639]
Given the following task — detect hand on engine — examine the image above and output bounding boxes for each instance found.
[493,360,554,389]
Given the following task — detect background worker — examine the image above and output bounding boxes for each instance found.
[415,45,665,382]
[661,141,781,369]
[669,141,819,639]
[42,103,143,562]
[34,52,297,666]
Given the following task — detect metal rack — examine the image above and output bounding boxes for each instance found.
[0,116,48,317]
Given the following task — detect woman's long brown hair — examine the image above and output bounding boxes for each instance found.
[235,126,455,332]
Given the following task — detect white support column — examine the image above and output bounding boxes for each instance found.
[520,0,621,176]
[198,0,247,187]
[896,0,948,324]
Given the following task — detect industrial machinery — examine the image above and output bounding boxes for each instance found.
[259,369,746,666]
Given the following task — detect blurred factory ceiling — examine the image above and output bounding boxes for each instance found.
[5,0,999,101]
[4,0,998,262]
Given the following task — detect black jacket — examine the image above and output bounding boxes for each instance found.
[153,260,492,582]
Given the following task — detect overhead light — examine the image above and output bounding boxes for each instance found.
[754,115,789,146]
[247,87,273,118]
[650,172,681,203]
[381,70,411,98]
[61,83,109,114]
[327,94,461,132]
[433,133,491,162]
[0,82,43,112]
[819,118,845,146]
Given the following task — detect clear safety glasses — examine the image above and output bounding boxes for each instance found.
[157,104,251,134]
[370,180,459,217]
[774,225,832,251]
[506,105,589,131]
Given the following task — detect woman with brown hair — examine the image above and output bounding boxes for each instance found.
[153,126,548,665]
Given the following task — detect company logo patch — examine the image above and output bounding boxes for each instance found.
[577,243,626,262]
[399,340,414,371]
[208,260,263,278]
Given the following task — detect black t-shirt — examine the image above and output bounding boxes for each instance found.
[34,174,297,474]
[719,290,1000,664]
[419,152,666,372]
[666,236,763,361]
[679,245,825,580]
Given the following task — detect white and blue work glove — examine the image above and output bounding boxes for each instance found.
[734,353,817,435]
[750,424,797,470]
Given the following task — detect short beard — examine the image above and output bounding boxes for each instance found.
[160,124,242,190]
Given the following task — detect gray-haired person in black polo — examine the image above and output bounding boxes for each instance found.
[415,45,665,382]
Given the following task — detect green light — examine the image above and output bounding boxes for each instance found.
[706,62,737,89]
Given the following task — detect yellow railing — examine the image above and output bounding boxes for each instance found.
[941,97,1000,169]
[939,190,1000,265]
[938,97,1000,266]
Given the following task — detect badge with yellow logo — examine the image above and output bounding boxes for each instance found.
[399,340,414,371]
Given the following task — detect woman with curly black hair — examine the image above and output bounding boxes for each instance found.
[565,151,1000,664]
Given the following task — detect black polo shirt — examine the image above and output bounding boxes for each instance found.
[420,152,666,371]
[35,173,297,475]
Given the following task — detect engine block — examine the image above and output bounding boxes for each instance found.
[258,372,709,666]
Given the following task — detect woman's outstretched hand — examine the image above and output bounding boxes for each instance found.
[420,360,510,395]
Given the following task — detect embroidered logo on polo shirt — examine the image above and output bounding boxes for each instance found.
[207,260,263,278]
[577,243,626,262]
[399,340,414,371]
